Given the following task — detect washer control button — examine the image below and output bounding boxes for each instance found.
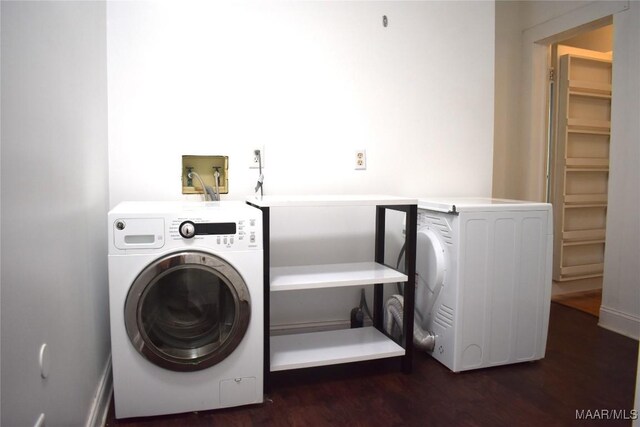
[224,237,228,245]
[230,237,234,244]
[217,236,221,244]
[250,234,256,243]
[179,221,196,239]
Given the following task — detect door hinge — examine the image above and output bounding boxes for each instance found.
[549,67,555,82]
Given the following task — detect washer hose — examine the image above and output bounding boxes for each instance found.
[188,171,216,201]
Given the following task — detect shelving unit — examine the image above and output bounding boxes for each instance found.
[247,195,417,392]
[270,327,405,372]
[271,262,407,292]
[552,54,612,282]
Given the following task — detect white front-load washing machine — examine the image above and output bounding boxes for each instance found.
[108,201,263,419]
[416,197,552,372]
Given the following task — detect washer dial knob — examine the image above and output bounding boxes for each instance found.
[179,221,196,239]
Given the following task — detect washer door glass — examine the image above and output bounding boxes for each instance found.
[125,251,251,371]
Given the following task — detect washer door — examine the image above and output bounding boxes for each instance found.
[125,251,250,372]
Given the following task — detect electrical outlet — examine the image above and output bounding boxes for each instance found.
[355,150,366,170]
[250,146,265,169]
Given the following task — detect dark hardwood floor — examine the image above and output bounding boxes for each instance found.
[106,303,639,426]
[552,290,602,317]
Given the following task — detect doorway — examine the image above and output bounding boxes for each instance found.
[547,22,614,317]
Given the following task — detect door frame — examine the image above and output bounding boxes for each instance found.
[519,0,628,203]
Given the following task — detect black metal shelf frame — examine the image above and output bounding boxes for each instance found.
[246,201,417,393]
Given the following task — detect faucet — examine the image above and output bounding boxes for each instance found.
[186,167,194,187]
[212,167,221,201]
[254,150,264,197]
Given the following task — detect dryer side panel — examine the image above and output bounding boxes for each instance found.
[457,215,489,370]
[487,216,518,365]
[456,210,550,371]
[514,214,547,361]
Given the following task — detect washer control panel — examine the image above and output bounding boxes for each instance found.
[169,217,260,250]
[108,202,263,254]
[179,221,196,238]
[112,218,165,250]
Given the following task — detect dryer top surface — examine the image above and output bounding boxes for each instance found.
[418,197,551,213]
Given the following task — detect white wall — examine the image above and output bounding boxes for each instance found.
[493,0,524,199]
[107,1,495,326]
[1,2,111,426]
[519,0,596,31]
[493,0,639,338]
[600,2,640,340]
[108,1,495,204]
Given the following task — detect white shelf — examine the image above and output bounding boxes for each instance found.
[246,194,417,208]
[270,262,407,291]
[270,327,405,372]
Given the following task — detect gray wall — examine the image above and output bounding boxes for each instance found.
[1,2,111,426]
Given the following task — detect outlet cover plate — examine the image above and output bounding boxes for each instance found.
[355,149,366,170]
[250,146,265,169]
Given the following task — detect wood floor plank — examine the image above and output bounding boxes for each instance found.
[105,303,638,426]
[552,290,602,317]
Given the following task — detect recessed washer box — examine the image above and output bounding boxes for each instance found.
[182,155,229,195]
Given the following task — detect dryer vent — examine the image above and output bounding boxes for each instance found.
[384,294,435,352]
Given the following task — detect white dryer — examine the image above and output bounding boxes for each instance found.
[415,198,552,372]
[108,201,263,419]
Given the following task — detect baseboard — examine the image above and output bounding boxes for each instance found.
[85,354,113,427]
[599,305,640,340]
[552,278,602,296]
